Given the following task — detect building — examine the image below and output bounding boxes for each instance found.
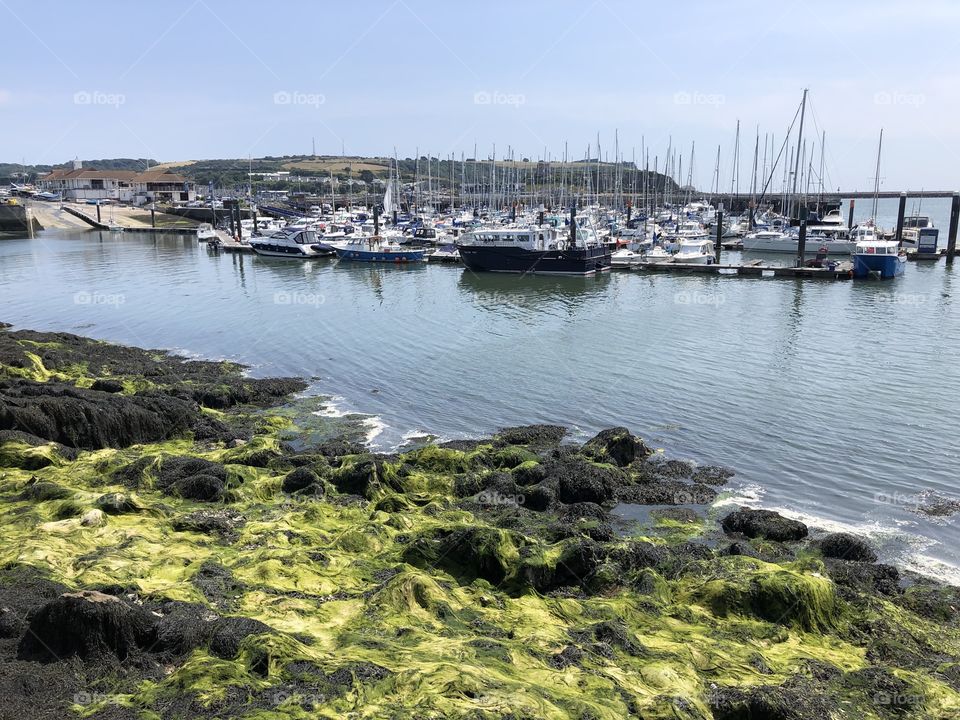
[39,162,195,205]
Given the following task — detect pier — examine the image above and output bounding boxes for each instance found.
[616,260,854,279]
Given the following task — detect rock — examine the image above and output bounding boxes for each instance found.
[282,467,321,494]
[615,480,717,506]
[0,606,25,638]
[915,494,960,518]
[650,507,700,523]
[580,427,652,467]
[314,437,366,459]
[91,378,123,393]
[173,509,245,538]
[895,583,960,624]
[80,509,106,527]
[537,454,626,505]
[819,533,877,563]
[691,465,735,485]
[0,430,77,469]
[721,508,808,542]
[154,601,218,657]
[493,424,567,448]
[209,616,273,659]
[191,562,246,609]
[16,479,71,502]
[0,379,202,450]
[403,527,519,584]
[825,560,901,598]
[17,590,157,662]
[520,482,557,512]
[94,492,141,515]
[331,456,385,497]
[117,455,231,502]
[512,461,547,486]
[710,679,838,720]
[522,538,608,592]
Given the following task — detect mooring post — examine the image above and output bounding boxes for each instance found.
[796,220,807,268]
[947,193,960,263]
[150,205,156,229]
[714,210,723,264]
[228,204,235,237]
[895,192,906,246]
[626,203,632,223]
[392,210,398,226]
[373,205,380,236]
[252,210,258,234]
[96,202,102,224]
[569,203,577,247]
[847,199,855,230]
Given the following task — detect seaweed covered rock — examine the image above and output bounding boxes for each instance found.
[403,526,520,584]
[153,601,219,657]
[17,590,157,662]
[191,378,306,410]
[330,455,390,498]
[819,532,878,563]
[119,455,230,502]
[722,508,808,542]
[90,378,124,393]
[209,616,273,659]
[0,430,77,469]
[710,678,838,720]
[522,538,611,592]
[172,509,246,539]
[16,479,71,502]
[534,453,627,505]
[825,560,901,598]
[94,492,142,515]
[493,424,567,448]
[282,466,322,495]
[0,379,202,450]
[580,426,652,467]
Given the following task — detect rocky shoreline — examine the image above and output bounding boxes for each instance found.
[0,323,958,719]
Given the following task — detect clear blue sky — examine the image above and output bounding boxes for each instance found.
[2,0,958,190]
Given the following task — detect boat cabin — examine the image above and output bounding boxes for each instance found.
[461,227,562,251]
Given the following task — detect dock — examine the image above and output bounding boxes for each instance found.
[618,260,854,279]
[210,230,255,253]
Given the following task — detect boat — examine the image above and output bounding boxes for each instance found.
[852,237,906,279]
[671,238,715,264]
[196,223,217,242]
[249,227,333,258]
[334,235,425,263]
[426,244,461,263]
[456,215,611,276]
[610,248,645,268]
[742,228,855,255]
[900,215,933,248]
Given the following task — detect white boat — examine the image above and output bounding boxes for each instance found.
[426,244,461,263]
[742,228,855,255]
[900,216,933,248]
[249,226,332,258]
[611,248,645,268]
[671,238,715,264]
[196,223,217,241]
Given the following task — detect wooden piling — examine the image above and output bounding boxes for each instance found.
[714,210,723,263]
[796,221,807,267]
[569,203,577,246]
[150,206,156,229]
[96,203,102,224]
[373,205,380,236]
[895,193,906,245]
[947,193,959,263]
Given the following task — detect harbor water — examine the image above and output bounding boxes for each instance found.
[1,197,957,583]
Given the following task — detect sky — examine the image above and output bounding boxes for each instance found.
[2,0,959,191]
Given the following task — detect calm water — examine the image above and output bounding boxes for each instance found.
[1,199,958,582]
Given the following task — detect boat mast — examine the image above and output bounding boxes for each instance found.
[871,128,883,221]
[789,88,808,222]
[817,130,825,215]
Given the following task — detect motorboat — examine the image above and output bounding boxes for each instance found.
[334,235,425,263]
[196,223,217,242]
[852,237,906,279]
[426,244,461,263]
[671,238,715,264]
[249,227,333,258]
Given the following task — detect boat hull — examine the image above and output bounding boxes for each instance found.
[457,245,611,275]
[250,242,332,258]
[852,253,906,279]
[743,237,855,255]
[334,247,425,263]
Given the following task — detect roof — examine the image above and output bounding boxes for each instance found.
[41,168,190,184]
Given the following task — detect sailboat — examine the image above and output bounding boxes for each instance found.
[851,129,905,279]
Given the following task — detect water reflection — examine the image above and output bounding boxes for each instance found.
[456,269,610,314]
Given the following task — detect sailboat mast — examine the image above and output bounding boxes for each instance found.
[872,128,883,220]
[789,88,808,221]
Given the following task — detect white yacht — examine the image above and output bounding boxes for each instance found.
[249,227,332,258]
[671,238,715,264]
[742,228,855,255]
[196,223,217,242]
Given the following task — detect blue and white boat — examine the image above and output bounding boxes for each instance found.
[851,226,905,279]
[334,236,425,263]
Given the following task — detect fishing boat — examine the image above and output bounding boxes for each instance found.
[456,211,610,276]
[334,235,425,263]
[900,216,933,248]
[852,236,906,279]
[249,227,333,258]
[671,238,715,264]
[914,228,941,260]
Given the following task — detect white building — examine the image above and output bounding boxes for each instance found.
[39,164,196,205]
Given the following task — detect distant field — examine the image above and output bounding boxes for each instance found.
[151,160,197,171]
[282,158,392,175]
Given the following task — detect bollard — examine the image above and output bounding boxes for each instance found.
[947,193,959,263]
[96,203,102,224]
[150,206,156,229]
[847,199,855,230]
[895,193,906,246]
[373,205,380,236]
[714,211,723,264]
[569,203,577,246]
[796,221,807,268]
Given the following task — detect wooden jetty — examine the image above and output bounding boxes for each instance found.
[210,229,254,253]
[617,260,854,279]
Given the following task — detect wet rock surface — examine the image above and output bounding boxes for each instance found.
[722,508,809,541]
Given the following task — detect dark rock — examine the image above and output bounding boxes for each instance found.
[611,541,667,572]
[520,482,557,512]
[95,492,141,515]
[0,606,25,638]
[710,679,838,720]
[173,509,246,538]
[121,455,231,502]
[17,590,157,662]
[16,479,71,502]
[691,465,735,485]
[0,430,78,468]
[549,644,583,669]
[843,666,922,716]
[512,461,548,486]
[403,527,518,585]
[91,378,124,393]
[494,424,567,448]
[894,582,959,623]
[657,542,714,579]
[0,379,202,450]
[615,480,717,505]
[726,542,760,558]
[191,562,246,609]
[537,455,627,505]
[314,437,366,459]
[819,533,877,563]
[722,508,808,542]
[523,538,607,592]
[331,456,385,497]
[825,560,901,598]
[154,601,219,656]
[580,427,652,467]
[282,467,321,494]
[209,616,273,659]
[558,502,606,521]
[915,494,960,518]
